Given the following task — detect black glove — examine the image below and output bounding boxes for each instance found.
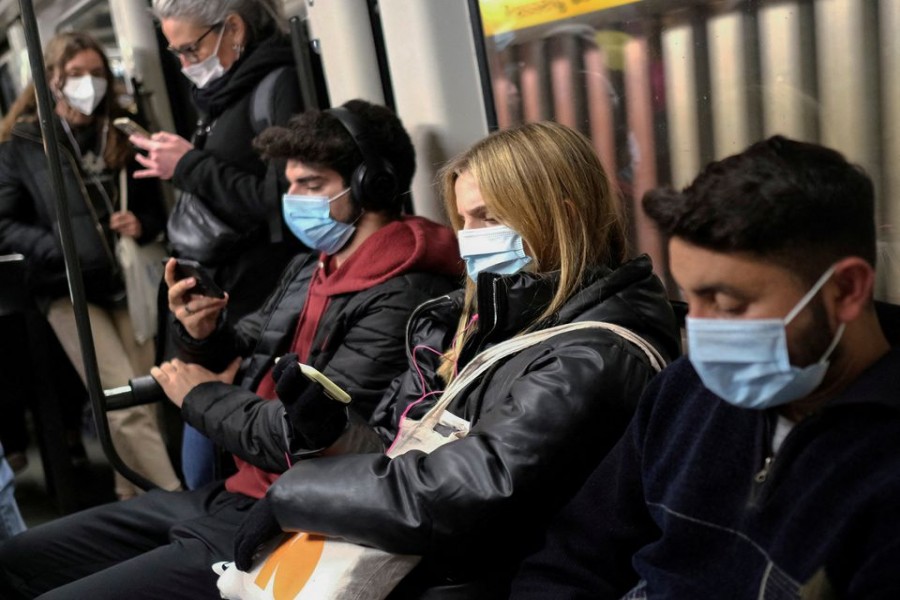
[233,497,283,571]
[272,354,348,449]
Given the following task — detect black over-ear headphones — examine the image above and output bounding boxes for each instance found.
[326,106,398,209]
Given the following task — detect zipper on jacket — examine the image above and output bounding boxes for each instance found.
[754,456,774,483]
[404,294,454,365]
[750,411,820,502]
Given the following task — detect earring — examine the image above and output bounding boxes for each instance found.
[232,42,244,58]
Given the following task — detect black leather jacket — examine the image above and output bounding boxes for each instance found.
[176,251,460,474]
[266,255,681,597]
[0,119,165,305]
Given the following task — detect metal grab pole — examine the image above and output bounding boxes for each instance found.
[18,0,156,491]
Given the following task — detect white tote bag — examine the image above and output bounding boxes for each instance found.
[115,169,167,344]
[214,320,666,600]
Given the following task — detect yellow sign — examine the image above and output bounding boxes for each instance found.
[480,0,640,36]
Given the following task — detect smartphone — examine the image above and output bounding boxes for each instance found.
[299,363,351,404]
[273,358,351,404]
[113,117,151,139]
[172,258,226,299]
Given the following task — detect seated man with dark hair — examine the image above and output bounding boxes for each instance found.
[0,99,463,600]
[511,135,900,599]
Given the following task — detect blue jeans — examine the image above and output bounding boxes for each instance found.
[181,424,216,490]
[0,442,25,539]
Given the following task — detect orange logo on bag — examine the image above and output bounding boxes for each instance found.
[255,533,326,598]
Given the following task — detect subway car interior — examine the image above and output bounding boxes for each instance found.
[0,0,899,596]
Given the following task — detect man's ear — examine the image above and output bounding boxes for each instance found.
[830,257,875,323]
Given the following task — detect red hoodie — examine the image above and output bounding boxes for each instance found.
[226,216,462,499]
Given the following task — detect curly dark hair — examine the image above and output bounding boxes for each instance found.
[643,135,876,285]
[254,99,415,216]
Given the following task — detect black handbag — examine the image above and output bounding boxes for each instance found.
[166,192,256,265]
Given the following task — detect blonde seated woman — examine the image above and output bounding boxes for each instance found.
[232,121,683,598]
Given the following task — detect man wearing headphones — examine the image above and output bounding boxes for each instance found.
[0,100,464,599]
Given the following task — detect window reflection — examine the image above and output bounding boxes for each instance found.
[478,0,900,302]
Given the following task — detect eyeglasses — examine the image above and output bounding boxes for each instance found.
[166,23,222,64]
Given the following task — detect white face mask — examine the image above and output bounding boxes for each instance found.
[181,28,226,89]
[62,75,108,116]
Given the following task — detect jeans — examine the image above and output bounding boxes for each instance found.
[0,442,25,540]
[181,424,216,490]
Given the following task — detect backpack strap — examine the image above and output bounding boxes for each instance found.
[249,66,291,244]
[250,66,290,135]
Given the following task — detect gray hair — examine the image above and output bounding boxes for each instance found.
[151,0,287,42]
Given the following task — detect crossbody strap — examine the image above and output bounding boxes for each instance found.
[424,320,666,424]
[250,67,290,245]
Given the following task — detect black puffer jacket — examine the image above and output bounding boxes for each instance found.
[0,119,165,304]
[176,251,460,473]
[169,34,304,322]
[266,255,681,597]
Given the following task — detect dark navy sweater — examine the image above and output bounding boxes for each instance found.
[511,350,900,599]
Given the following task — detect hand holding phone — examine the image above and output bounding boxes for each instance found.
[113,117,151,140]
[272,356,351,404]
[173,258,226,299]
[272,355,351,449]
[298,363,351,404]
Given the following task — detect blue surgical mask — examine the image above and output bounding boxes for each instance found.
[282,188,355,255]
[686,265,845,410]
[457,225,533,281]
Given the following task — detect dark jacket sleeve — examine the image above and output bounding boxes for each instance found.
[509,380,664,599]
[181,381,289,472]
[266,335,658,559]
[170,256,305,371]
[180,273,453,472]
[317,277,450,421]
[170,69,302,228]
[0,141,62,270]
[181,381,383,473]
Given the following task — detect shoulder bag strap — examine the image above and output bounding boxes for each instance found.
[250,67,290,245]
[422,321,667,426]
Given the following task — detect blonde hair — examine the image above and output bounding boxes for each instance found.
[0,31,131,170]
[437,121,627,381]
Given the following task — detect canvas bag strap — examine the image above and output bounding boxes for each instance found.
[419,320,667,428]
[119,168,128,212]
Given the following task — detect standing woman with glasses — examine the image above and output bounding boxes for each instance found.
[132,0,305,489]
[0,32,181,500]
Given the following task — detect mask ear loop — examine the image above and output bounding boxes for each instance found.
[783,264,845,365]
[784,264,838,325]
[325,187,365,227]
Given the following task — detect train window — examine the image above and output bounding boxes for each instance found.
[475,0,900,303]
